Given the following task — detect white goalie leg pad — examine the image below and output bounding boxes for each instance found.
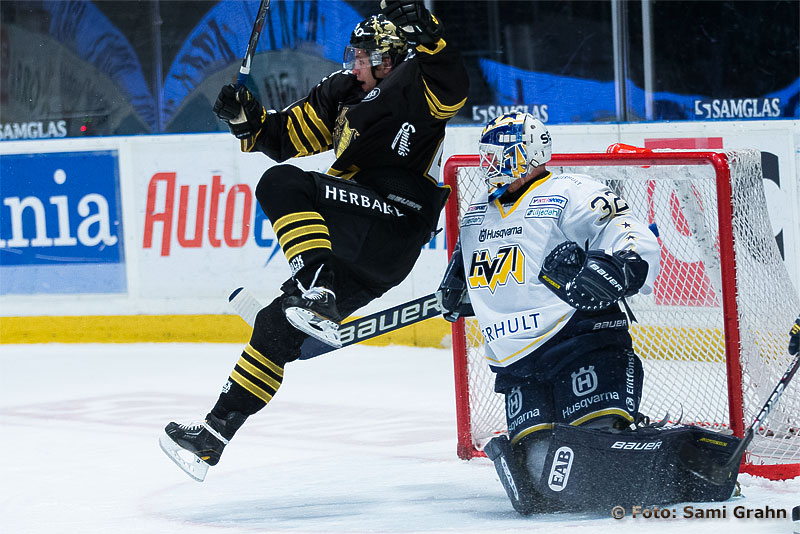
[284,307,342,348]
[158,432,211,482]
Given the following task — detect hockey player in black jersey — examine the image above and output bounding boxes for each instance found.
[159,1,468,482]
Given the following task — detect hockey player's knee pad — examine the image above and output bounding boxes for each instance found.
[250,295,307,365]
[255,165,316,219]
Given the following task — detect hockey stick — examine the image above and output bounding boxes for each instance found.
[229,287,443,359]
[680,317,800,485]
[236,0,271,88]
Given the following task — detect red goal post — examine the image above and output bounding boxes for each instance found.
[443,150,800,480]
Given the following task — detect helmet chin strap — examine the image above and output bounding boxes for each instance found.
[487,183,510,202]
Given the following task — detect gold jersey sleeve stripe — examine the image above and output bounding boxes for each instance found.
[284,238,332,260]
[303,102,333,145]
[230,369,274,403]
[240,127,264,153]
[243,344,285,378]
[422,78,466,119]
[277,224,330,249]
[272,211,325,234]
[291,106,324,153]
[236,356,282,391]
[286,116,311,156]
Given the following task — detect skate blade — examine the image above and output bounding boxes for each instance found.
[158,432,209,482]
[285,307,342,348]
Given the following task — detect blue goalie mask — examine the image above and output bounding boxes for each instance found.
[478,112,552,193]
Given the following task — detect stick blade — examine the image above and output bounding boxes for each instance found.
[677,429,748,485]
[228,287,263,327]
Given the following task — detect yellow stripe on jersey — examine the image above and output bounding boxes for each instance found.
[243,344,285,377]
[327,165,360,180]
[291,106,323,153]
[422,78,466,119]
[415,38,446,55]
[303,102,333,146]
[483,313,569,365]
[284,238,332,260]
[230,369,274,403]
[272,211,325,234]
[278,224,330,249]
[286,116,310,156]
[495,172,552,218]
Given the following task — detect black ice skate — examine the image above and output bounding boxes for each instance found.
[159,413,232,482]
[283,284,343,348]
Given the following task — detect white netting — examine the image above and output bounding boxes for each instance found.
[449,150,800,467]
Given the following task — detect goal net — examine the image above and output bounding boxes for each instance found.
[443,149,800,480]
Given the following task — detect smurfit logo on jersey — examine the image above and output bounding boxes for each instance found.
[0,151,125,295]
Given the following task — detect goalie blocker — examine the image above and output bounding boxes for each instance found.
[485,423,742,514]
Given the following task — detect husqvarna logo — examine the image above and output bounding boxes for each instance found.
[571,366,598,396]
[506,387,523,418]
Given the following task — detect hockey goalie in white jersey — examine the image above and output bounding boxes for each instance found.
[438,112,743,514]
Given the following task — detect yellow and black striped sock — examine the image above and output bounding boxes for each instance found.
[272,211,331,276]
[227,343,285,406]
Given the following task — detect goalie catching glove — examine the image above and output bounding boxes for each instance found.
[380,1,442,46]
[213,84,267,140]
[538,241,648,311]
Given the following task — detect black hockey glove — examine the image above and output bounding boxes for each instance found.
[380,1,443,46]
[789,314,800,355]
[212,84,266,139]
[436,239,474,322]
[538,241,648,311]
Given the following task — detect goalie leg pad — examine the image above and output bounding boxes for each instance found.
[532,424,741,510]
[484,435,551,515]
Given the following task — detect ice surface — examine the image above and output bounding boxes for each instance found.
[1,343,798,533]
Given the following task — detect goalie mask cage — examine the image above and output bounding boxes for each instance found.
[443,150,800,481]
